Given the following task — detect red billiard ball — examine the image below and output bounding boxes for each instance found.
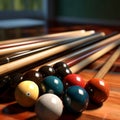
[63,73,85,88]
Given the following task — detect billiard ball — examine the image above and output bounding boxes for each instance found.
[63,73,85,88]
[0,75,11,94]
[55,67,72,79]
[23,70,43,87]
[63,86,89,113]
[53,61,69,70]
[10,72,23,88]
[41,75,64,96]
[35,93,63,120]
[85,78,109,104]
[38,65,55,78]
[15,80,39,107]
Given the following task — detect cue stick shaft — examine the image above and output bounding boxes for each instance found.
[1,31,116,65]
[34,33,120,68]
[0,32,103,65]
[0,30,88,49]
[0,30,85,45]
[94,46,120,78]
[0,32,106,76]
[0,45,55,65]
[70,40,120,73]
[0,32,104,55]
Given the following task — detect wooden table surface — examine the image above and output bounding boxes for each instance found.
[0,26,120,120]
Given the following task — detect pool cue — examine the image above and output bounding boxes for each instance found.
[0,30,89,49]
[0,32,105,75]
[0,30,86,45]
[1,31,117,49]
[0,35,120,76]
[0,32,116,65]
[0,32,104,56]
[0,45,54,65]
[32,33,120,69]
[70,40,120,73]
[94,46,120,79]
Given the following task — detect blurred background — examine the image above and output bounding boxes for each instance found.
[0,0,120,40]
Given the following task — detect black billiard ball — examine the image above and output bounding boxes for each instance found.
[53,61,69,70]
[23,70,43,87]
[55,67,72,79]
[38,65,55,78]
[10,72,23,88]
[0,75,11,94]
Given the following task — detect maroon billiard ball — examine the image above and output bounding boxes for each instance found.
[85,78,110,104]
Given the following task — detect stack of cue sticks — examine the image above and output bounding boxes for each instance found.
[0,31,118,65]
[0,30,94,50]
[0,30,120,78]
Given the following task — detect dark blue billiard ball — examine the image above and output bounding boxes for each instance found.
[41,75,64,96]
[63,86,89,113]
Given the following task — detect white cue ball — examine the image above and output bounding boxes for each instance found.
[35,93,63,120]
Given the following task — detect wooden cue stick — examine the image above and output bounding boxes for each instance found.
[0,32,104,56]
[0,30,88,49]
[70,40,120,73]
[0,32,106,65]
[0,32,117,66]
[94,46,120,79]
[34,47,103,71]
[0,30,86,45]
[37,32,120,66]
[0,45,55,65]
[0,33,108,76]
[33,33,120,70]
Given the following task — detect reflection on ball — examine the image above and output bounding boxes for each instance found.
[15,80,39,107]
[35,93,63,120]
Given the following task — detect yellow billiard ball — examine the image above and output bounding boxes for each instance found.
[15,80,39,107]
